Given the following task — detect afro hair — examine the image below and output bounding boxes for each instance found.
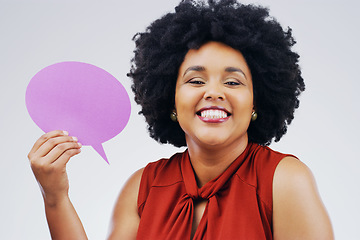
[128,0,305,147]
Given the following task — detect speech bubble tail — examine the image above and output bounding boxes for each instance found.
[92,144,109,164]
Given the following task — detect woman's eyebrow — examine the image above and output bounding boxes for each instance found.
[225,67,247,79]
[183,65,205,76]
[182,66,247,79]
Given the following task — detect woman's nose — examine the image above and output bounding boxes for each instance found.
[203,82,225,101]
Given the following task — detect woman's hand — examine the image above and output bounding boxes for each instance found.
[28,130,82,206]
[28,130,88,239]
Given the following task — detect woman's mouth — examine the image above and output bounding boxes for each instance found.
[196,107,231,123]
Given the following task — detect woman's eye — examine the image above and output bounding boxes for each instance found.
[224,80,241,86]
[188,79,205,85]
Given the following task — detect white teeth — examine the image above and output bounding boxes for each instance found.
[200,109,228,119]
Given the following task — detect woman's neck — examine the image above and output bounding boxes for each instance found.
[186,137,248,188]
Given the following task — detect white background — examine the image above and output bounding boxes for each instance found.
[1,0,359,239]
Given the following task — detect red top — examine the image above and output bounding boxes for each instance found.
[137,143,293,240]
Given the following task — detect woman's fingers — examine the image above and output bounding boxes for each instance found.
[36,136,78,160]
[46,141,82,165]
[29,130,82,167]
[28,130,68,160]
[52,146,82,168]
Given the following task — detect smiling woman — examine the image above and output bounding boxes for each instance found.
[27,0,333,239]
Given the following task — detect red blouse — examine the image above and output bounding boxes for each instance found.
[137,143,292,239]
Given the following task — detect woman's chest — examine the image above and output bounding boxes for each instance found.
[191,199,207,238]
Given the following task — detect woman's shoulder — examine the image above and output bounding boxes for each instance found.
[272,156,334,239]
[107,168,144,240]
[273,155,315,198]
[141,151,186,185]
[274,155,308,180]
[239,144,296,182]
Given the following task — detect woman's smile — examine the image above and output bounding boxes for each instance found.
[197,106,231,123]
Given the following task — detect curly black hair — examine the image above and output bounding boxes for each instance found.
[128,0,305,147]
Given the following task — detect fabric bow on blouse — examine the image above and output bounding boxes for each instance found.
[137,143,290,240]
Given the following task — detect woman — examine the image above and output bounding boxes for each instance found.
[28,0,333,239]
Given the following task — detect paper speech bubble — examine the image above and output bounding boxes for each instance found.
[26,61,131,164]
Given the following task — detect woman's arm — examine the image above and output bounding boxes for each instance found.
[28,130,86,240]
[43,196,87,240]
[272,156,334,240]
[107,168,143,240]
[29,130,143,239]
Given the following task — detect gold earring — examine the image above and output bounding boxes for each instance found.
[251,111,258,121]
[170,110,177,122]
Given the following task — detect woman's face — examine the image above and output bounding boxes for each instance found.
[175,41,254,149]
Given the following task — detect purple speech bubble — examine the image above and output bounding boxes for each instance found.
[26,61,131,164]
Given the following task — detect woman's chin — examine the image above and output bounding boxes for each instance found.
[185,131,248,150]
[190,135,230,149]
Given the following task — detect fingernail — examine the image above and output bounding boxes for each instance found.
[72,136,78,142]
[63,131,69,136]
[78,142,82,147]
